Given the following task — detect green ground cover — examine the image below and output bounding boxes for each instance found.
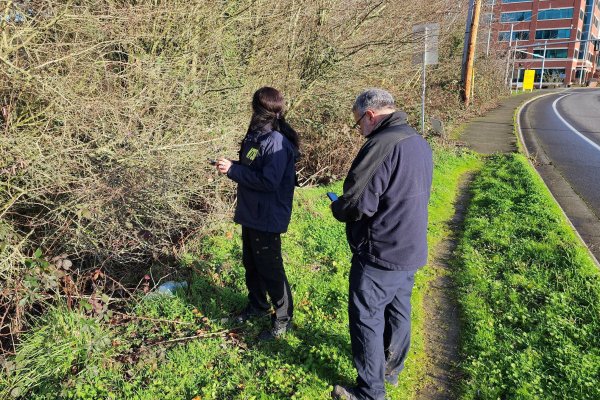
[454,154,600,399]
[0,145,480,399]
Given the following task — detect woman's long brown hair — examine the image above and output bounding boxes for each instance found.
[248,87,299,149]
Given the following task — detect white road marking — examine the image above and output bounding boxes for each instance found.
[552,94,600,153]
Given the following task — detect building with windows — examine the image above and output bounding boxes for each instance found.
[490,0,600,85]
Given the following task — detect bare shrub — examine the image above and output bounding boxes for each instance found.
[0,0,506,350]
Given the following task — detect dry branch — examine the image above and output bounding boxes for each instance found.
[0,0,506,353]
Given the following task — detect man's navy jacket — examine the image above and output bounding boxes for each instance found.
[227,129,298,233]
[331,111,433,270]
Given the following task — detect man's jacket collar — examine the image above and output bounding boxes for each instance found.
[368,111,409,137]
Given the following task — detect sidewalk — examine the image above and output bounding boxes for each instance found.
[461,90,559,154]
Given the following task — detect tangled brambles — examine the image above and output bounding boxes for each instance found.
[0,0,506,351]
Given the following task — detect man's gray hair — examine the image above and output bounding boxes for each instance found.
[352,88,396,114]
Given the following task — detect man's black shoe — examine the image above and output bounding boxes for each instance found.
[234,305,270,324]
[258,319,291,341]
[331,385,360,399]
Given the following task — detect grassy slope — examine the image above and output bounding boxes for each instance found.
[1,146,481,400]
[454,154,600,399]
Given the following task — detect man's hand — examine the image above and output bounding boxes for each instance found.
[216,157,232,174]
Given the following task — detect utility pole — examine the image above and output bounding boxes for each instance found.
[539,41,547,89]
[504,24,515,86]
[582,0,598,84]
[463,0,482,106]
[461,0,476,84]
[593,40,599,79]
[510,44,517,93]
[486,0,496,57]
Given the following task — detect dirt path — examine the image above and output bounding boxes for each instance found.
[415,173,474,400]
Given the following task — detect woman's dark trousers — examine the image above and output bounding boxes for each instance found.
[241,226,293,323]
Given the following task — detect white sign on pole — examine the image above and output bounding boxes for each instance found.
[413,23,440,135]
[412,23,440,65]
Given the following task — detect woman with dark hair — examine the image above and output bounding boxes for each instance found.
[216,87,300,340]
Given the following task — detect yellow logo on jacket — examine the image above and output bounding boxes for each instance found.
[246,148,259,161]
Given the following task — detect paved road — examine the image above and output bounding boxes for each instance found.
[520,88,600,262]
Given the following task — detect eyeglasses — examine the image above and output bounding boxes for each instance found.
[352,112,367,129]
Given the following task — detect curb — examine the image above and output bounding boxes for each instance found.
[514,90,600,269]
[514,90,566,158]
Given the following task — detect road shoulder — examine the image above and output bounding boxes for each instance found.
[517,92,600,266]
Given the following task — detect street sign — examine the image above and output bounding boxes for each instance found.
[523,69,535,91]
[412,23,440,135]
[412,23,440,65]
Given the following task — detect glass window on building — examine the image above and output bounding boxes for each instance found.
[515,31,530,40]
[580,9,584,20]
[533,48,569,58]
[538,8,573,20]
[577,29,582,40]
[498,30,530,41]
[534,68,566,83]
[584,13,590,25]
[535,29,571,39]
[574,49,579,59]
[513,68,566,83]
[501,11,532,22]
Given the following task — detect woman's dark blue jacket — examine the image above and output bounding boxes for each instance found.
[227,129,298,233]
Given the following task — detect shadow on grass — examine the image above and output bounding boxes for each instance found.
[184,271,354,389]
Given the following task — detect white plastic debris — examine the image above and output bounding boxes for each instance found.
[155,281,188,295]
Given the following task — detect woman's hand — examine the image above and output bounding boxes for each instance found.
[216,157,232,174]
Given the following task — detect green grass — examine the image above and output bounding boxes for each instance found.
[454,154,600,400]
[0,145,481,400]
[0,307,114,399]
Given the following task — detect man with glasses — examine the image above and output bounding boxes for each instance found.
[330,89,433,400]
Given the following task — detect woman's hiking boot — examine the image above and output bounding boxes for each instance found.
[234,304,270,324]
[258,319,292,341]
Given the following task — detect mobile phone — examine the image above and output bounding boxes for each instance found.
[207,158,218,166]
[327,192,338,201]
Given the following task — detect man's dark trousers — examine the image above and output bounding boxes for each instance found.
[241,226,293,323]
[349,256,415,400]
